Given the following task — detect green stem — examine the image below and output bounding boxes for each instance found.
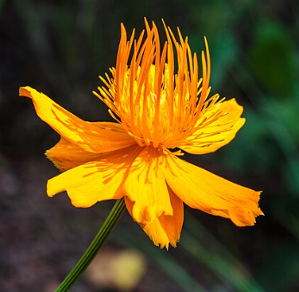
[55,198,126,292]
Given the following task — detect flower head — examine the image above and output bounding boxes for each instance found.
[20,20,263,249]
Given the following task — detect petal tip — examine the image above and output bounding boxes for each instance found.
[69,196,94,208]
[47,177,62,198]
[19,86,33,98]
[229,205,264,227]
[46,179,56,198]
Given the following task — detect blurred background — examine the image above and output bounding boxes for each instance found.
[1,0,299,291]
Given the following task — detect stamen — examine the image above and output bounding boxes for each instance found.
[95,20,216,150]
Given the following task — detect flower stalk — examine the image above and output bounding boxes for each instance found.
[55,198,126,292]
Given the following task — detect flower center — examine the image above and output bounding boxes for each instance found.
[94,20,211,150]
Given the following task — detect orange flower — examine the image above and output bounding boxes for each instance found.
[20,20,263,249]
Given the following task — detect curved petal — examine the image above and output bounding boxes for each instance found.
[163,154,263,227]
[125,187,184,249]
[123,147,173,224]
[46,138,103,172]
[179,99,245,155]
[47,145,142,207]
[19,87,135,153]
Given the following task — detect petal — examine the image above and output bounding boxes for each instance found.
[47,145,142,207]
[163,154,263,227]
[179,99,245,155]
[125,187,184,249]
[46,138,103,172]
[19,87,135,153]
[123,147,173,224]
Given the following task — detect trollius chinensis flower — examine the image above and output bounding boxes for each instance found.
[20,19,263,249]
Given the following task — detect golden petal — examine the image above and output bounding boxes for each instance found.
[46,137,102,172]
[47,145,142,208]
[163,153,263,226]
[123,147,173,224]
[179,98,245,154]
[125,186,184,249]
[19,86,135,153]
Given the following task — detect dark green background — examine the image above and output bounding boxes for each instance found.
[1,0,299,291]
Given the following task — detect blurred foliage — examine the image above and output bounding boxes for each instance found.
[1,0,299,291]
[248,21,297,98]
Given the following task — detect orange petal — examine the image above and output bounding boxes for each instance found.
[123,147,173,224]
[163,154,263,227]
[125,187,184,249]
[46,138,103,172]
[179,99,245,155]
[47,145,142,207]
[19,87,135,153]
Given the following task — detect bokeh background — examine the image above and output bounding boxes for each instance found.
[1,0,299,291]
